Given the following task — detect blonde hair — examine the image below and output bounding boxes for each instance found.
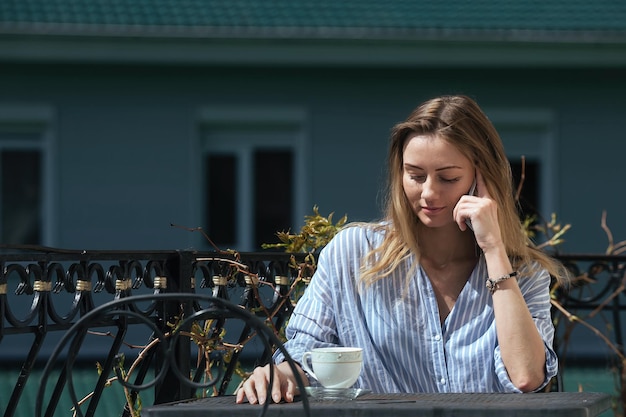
[360,95,567,286]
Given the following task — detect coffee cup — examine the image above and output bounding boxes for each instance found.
[301,347,363,389]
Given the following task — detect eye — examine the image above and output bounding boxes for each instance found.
[409,175,426,183]
[441,177,461,183]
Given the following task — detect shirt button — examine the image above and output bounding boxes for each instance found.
[440,378,446,385]
[434,334,441,341]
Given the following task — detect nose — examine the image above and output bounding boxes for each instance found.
[420,177,436,200]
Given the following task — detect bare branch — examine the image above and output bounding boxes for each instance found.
[551,299,625,360]
[600,210,615,254]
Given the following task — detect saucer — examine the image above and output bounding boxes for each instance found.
[304,386,370,401]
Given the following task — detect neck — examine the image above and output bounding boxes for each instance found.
[418,223,477,269]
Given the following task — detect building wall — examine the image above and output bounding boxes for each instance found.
[0,63,625,254]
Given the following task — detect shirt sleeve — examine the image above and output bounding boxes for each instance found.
[272,239,342,366]
[492,265,558,392]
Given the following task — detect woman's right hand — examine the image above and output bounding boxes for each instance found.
[235,361,307,404]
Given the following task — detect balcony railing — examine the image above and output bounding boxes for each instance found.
[0,246,624,417]
[553,254,626,365]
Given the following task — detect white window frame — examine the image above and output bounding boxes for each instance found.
[193,106,310,251]
[0,104,56,245]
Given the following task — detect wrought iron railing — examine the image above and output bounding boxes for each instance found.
[1,247,625,417]
[0,246,310,417]
[553,254,626,365]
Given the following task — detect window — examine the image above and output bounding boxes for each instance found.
[205,154,238,246]
[510,158,540,220]
[488,108,557,223]
[196,107,309,251]
[253,149,293,248]
[1,148,41,244]
[0,105,53,245]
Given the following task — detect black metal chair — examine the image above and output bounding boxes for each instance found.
[35,293,310,417]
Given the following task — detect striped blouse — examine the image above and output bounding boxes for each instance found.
[273,224,558,393]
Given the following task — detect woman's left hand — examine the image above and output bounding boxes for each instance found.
[453,170,504,254]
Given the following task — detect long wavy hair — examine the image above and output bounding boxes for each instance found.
[359,95,567,286]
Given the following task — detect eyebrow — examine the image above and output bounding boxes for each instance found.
[403,163,464,172]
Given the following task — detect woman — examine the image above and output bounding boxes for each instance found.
[236,94,567,405]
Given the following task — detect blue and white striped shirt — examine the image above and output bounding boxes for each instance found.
[273,224,558,393]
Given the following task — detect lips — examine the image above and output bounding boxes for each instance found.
[421,206,445,216]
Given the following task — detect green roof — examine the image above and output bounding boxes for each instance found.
[1,1,625,66]
[1,0,626,41]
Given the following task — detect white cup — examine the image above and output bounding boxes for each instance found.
[301,347,363,389]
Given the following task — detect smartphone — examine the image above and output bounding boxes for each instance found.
[465,179,477,230]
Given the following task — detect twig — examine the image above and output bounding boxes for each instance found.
[171,223,241,261]
[551,298,625,360]
[601,211,615,255]
[72,376,117,416]
[126,337,163,379]
[194,256,250,273]
[87,330,147,350]
[588,274,626,319]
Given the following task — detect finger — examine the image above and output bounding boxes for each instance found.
[453,198,471,231]
[459,217,470,232]
[237,379,260,405]
[255,372,270,404]
[235,385,246,403]
[249,369,271,405]
[269,367,284,403]
[282,376,298,403]
[459,211,473,232]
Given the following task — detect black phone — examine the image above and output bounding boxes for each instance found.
[465,179,477,230]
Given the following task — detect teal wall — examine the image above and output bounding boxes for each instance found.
[1,63,625,253]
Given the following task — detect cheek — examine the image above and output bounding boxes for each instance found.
[402,179,420,202]
[401,176,410,194]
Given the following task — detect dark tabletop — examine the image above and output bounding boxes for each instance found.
[142,392,612,417]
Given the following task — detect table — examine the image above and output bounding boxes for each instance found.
[141,392,612,417]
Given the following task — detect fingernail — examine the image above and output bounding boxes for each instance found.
[273,394,281,403]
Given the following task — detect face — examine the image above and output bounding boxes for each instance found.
[402,134,474,229]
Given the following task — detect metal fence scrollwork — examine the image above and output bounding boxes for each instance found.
[3,246,626,416]
[0,247,309,417]
[554,254,626,363]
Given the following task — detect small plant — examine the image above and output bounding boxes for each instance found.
[262,205,347,306]
[524,212,571,251]
[262,205,347,254]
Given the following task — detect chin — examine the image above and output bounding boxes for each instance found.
[418,216,453,230]
[417,216,438,228]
